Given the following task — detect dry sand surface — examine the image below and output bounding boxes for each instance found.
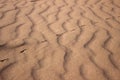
[0,0,120,80]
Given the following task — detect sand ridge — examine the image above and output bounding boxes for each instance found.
[0,0,120,80]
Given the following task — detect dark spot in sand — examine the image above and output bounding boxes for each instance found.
[0,58,9,62]
[20,49,27,53]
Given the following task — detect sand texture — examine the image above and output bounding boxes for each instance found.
[0,0,120,80]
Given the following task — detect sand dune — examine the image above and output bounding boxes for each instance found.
[0,0,120,80]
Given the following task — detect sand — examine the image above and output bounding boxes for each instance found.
[0,0,120,80]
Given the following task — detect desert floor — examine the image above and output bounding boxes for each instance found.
[0,0,120,80]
